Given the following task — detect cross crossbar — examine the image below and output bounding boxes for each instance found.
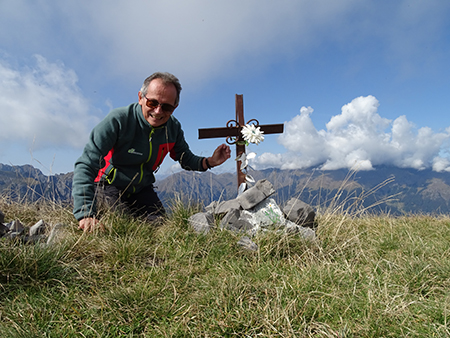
[198,124,283,139]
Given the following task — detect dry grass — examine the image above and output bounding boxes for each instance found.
[1,191,450,337]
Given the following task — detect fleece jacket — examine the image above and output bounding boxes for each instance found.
[72,103,206,221]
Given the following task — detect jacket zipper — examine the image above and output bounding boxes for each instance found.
[138,129,155,184]
[154,147,165,173]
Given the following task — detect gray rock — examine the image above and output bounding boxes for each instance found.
[29,220,48,236]
[297,226,316,241]
[0,217,69,245]
[190,180,317,249]
[255,179,276,197]
[4,231,23,241]
[214,199,242,215]
[7,220,25,235]
[220,209,254,233]
[285,220,316,240]
[219,208,241,230]
[236,185,266,210]
[189,212,214,235]
[219,198,286,237]
[220,208,255,233]
[283,198,316,228]
[237,179,275,210]
[233,217,254,232]
[205,201,219,214]
[237,236,258,251]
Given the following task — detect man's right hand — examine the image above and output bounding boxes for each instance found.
[78,217,105,233]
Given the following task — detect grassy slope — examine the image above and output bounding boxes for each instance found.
[1,197,450,337]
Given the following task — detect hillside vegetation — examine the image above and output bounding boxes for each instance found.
[1,193,450,337]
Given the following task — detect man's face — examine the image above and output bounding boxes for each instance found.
[138,78,178,127]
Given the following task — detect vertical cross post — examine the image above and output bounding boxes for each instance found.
[235,94,246,188]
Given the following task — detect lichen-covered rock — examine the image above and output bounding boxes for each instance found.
[250,198,285,229]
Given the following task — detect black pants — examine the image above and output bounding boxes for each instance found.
[96,183,165,220]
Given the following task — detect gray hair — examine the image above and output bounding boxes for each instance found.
[140,72,182,106]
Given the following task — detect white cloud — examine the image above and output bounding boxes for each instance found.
[168,162,182,174]
[0,55,99,150]
[253,95,450,172]
[432,157,450,173]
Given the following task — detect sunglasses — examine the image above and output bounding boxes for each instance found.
[144,96,176,113]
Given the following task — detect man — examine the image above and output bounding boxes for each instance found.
[72,72,231,232]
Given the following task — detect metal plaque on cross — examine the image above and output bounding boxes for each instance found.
[198,94,284,189]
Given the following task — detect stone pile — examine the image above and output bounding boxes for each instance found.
[0,209,65,245]
[188,179,317,251]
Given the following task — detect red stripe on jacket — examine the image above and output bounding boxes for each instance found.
[153,143,175,171]
[95,149,114,182]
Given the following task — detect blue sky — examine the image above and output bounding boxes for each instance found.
[1,0,450,176]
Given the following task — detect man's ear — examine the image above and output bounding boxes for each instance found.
[138,91,145,105]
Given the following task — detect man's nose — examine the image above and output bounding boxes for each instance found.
[153,104,164,113]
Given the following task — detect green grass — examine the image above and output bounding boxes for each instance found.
[1,196,450,337]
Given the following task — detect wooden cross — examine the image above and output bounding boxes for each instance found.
[198,94,284,189]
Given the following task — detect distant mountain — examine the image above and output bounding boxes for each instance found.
[0,164,73,203]
[156,166,450,215]
[2,163,450,215]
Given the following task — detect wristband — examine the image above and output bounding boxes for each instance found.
[205,157,213,169]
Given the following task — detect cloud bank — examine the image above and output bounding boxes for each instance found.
[3,1,447,86]
[0,55,99,150]
[253,95,450,172]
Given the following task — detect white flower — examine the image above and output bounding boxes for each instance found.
[241,124,264,145]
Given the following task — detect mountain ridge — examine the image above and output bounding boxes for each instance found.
[1,163,450,215]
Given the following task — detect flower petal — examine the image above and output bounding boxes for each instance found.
[238,182,247,195]
[235,153,246,162]
[245,174,255,183]
[240,158,248,170]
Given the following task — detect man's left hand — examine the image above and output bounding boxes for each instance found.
[208,144,231,168]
